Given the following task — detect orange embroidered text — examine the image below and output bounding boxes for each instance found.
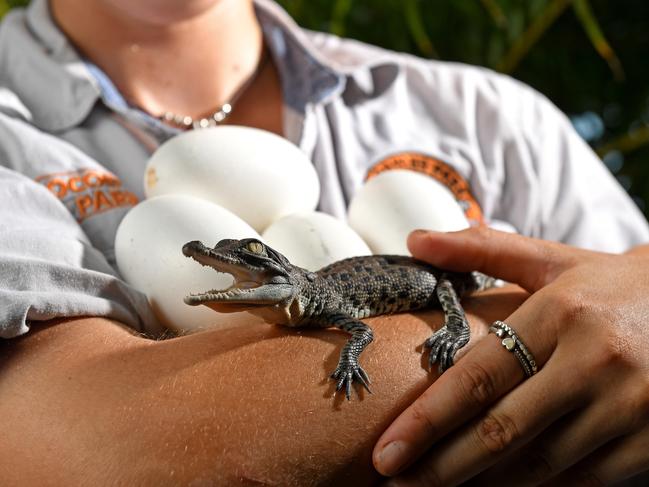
[367,152,484,226]
[36,169,139,222]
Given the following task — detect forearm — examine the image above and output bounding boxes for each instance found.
[626,242,649,256]
[0,286,526,486]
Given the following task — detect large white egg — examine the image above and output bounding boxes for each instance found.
[144,126,320,232]
[347,169,469,255]
[115,194,261,333]
[262,211,371,271]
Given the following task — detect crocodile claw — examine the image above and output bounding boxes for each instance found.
[423,327,464,374]
[331,364,372,400]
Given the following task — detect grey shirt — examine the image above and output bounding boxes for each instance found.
[0,0,647,338]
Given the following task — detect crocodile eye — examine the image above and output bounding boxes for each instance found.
[246,241,264,254]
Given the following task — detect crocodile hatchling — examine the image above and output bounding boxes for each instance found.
[182,238,495,400]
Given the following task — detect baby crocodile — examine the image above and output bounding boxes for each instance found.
[182,238,494,400]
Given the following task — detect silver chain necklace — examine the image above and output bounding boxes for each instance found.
[160,102,233,130]
[158,49,269,130]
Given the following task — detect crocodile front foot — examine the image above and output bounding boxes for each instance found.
[331,362,372,400]
[423,324,469,373]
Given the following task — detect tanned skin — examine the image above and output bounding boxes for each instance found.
[0,288,526,486]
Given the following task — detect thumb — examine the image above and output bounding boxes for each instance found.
[407,227,582,293]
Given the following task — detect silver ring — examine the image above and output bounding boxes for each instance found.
[489,320,538,377]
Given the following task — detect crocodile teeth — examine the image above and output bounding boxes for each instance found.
[187,281,263,303]
[212,288,246,298]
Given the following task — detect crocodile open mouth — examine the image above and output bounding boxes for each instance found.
[182,241,273,308]
[181,240,295,313]
[182,263,268,306]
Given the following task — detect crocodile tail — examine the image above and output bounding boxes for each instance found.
[471,272,501,291]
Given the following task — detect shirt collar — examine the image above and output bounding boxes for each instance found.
[253,0,344,110]
[4,0,101,132]
[0,0,344,133]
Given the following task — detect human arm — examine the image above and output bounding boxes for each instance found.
[373,228,649,485]
[0,284,526,487]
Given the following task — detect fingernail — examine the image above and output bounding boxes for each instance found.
[409,229,430,238]
[375,441,410,476]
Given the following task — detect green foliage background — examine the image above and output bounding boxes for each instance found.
[2,0,649,216]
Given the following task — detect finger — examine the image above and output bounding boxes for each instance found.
[373,303,554,477]
[544,427,649,486]
[472,399,627,486]
[407,227,592,293]
[387,348,585,487]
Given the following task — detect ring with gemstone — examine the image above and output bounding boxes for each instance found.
[489,320,538,377]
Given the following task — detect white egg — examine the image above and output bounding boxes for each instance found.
[144,126,320,232]
[347,169,469,255]
[115,194,262,333]
[262,211,371,271]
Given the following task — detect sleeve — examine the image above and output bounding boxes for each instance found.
[0,166,161,339]
[472,70,649,252]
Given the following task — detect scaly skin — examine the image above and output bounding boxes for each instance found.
[182,238,493,400]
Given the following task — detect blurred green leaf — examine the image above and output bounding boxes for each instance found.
[573,0,625,80]
[497,0,574,73]
[486,34,506,68]
[480,0,507,29]
[528,0,550,18]
[330,0,352,37]
[402,0,437,58]
[597,125,649,157]
[0,0,29,18]
[506,7,525,43]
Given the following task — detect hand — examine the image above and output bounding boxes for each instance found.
[372,227,649,486]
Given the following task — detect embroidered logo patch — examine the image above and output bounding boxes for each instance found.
[366,152,484,225]
[36,169,139,222]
